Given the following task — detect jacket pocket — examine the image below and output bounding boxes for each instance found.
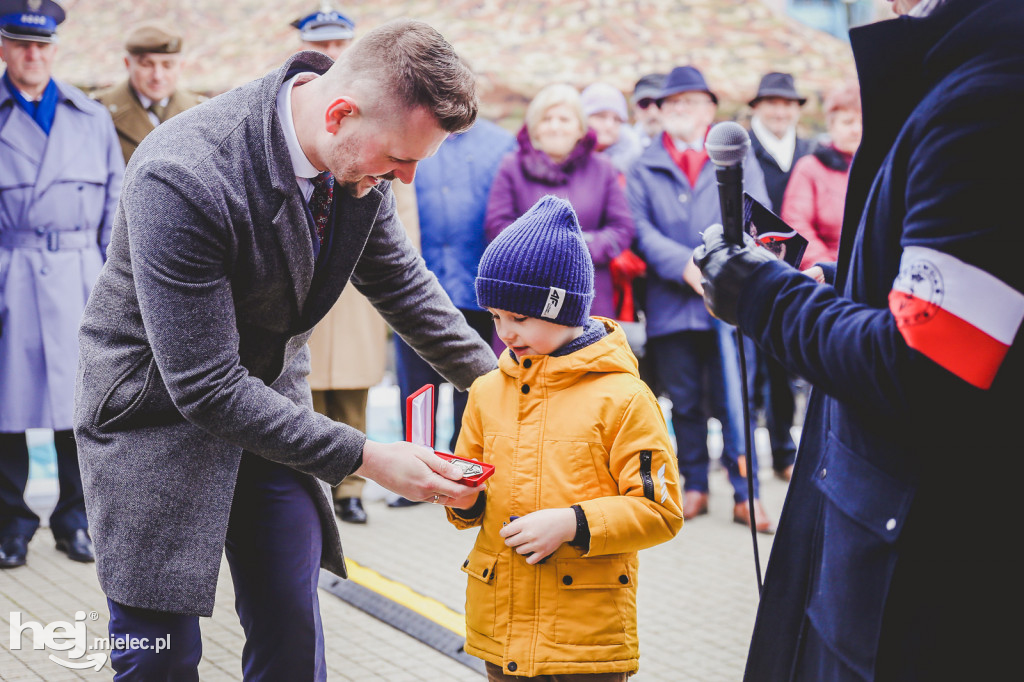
[806,433,915,679]
[462,548,499,638]
[541,440,618,505]
[554,556,632,645]
[93,352,178,430]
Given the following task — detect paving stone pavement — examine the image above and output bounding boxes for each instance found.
[1,427,790,681]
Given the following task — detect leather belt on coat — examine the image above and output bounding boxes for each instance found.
[0,229,98,251]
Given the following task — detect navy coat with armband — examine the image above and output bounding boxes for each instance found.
[73,51,497,617]
[701,1,1024,679]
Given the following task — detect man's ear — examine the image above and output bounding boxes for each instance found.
[123,55,131,70]
[325,97,357,134]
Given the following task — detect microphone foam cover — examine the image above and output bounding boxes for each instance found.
[706,121,750,168]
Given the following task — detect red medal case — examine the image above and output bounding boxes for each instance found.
[406,384,494,487]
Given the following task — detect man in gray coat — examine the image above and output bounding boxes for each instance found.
[74,19,497,678]
[0,0,123,569]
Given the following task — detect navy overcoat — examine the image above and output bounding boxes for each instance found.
[738,1,1024,679]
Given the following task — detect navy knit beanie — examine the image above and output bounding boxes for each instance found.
[476,195,595,327]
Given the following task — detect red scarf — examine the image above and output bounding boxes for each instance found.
[663,130,709,188]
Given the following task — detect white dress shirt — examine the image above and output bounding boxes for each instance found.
[275,72,321,203]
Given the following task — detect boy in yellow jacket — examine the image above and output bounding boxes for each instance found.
[445,195,684,679]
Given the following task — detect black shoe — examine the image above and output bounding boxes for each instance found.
[335,497,367,524]
[0,534,28,568]
[55,529,95,563]
[387,497,423,508]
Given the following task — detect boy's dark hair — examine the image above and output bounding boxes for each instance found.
[342,18,478,133]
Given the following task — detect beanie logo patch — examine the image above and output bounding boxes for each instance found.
[541,287,566,320]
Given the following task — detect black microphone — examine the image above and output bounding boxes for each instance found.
[705,121,751,246]
[705,121,765,594]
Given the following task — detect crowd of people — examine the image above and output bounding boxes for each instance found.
[2,0,1021,680]
[0,0,859,558]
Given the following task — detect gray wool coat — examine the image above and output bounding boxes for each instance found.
[74,52,498,617]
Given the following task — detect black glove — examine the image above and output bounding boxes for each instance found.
[693,224,776,326]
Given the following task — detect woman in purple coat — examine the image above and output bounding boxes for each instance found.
[484,83,635,320]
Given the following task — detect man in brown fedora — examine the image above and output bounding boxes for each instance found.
[93,20,205,164]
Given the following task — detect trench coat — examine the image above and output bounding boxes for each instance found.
[74,52,497,616]
[91,80,207,164]
[0,77,124,432]
[738,1,1024,679]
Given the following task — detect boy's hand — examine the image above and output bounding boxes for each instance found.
[499,508,577,565]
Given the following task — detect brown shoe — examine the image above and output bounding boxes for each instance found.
[733,499,776,534]
[683,491,709,520]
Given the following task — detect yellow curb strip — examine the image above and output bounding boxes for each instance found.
[345,559,466,637]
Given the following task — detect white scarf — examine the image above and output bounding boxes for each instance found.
[751,116,796,172]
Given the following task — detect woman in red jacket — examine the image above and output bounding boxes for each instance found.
[781,82,862,269]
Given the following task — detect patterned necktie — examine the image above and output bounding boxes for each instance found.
[309,171,334,245]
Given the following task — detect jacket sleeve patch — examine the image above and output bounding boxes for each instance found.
[639,450,654,501]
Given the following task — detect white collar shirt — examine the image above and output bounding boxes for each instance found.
[275,72,321,203]
[134,89,171,128]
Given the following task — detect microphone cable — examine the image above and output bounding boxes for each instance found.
[706,119,767,596]
[734,328,763,595]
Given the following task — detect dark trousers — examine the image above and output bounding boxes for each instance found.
[395,307,493,452]
[108,455,326,680]
[647,330,760,502]
[0,430,87,539]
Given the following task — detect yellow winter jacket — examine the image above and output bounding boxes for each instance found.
[446,318,683,677]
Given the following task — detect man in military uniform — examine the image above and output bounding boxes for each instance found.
[0,0,123,568]
[93,20,204,164]
[291,1,355,60]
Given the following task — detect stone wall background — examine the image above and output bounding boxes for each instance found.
[53,0,858,131]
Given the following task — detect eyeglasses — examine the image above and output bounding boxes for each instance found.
[636,98,658,110]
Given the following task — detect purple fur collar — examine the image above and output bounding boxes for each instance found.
[515,124,598,185]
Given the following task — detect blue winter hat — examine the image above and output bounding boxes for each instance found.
[476,195,594,327]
